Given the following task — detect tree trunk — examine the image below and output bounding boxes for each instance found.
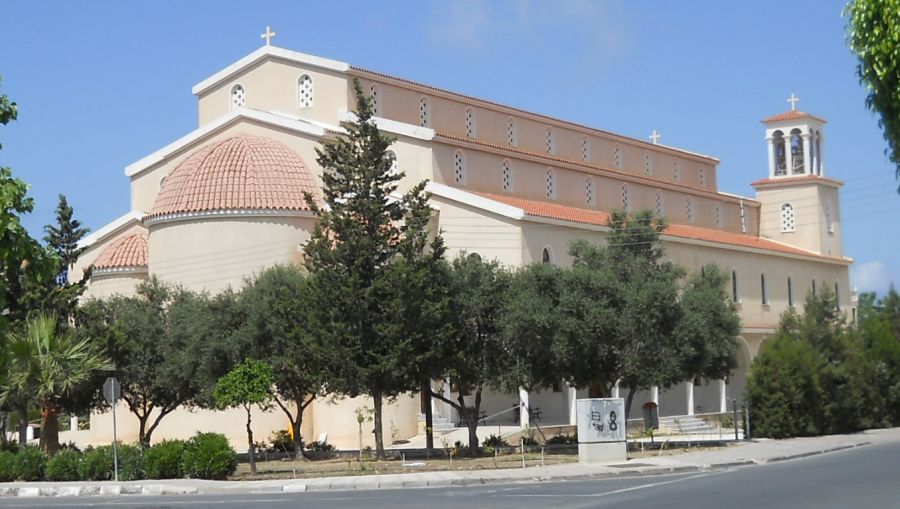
[0,413,7,447]
[624,388,637,429]
[422,381,434,450]
[467,389,483,451]
[373,391,385,460]
[137,414,149,448]
[589,380,609,398]
[17,405,27,445]
[40,401,61,457]
[245,406,256,475]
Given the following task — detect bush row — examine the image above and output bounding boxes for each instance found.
[0,432,237,482]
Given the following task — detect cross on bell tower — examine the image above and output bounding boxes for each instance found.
[787,93,799,111]
[649,130,661,145]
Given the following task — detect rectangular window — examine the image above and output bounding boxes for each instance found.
[788,277,794,307]
[761,274,768,305]
[732,270,739,302]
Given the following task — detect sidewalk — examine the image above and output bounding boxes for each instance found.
[2,427,898,498]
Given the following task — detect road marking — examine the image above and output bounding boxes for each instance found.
[503,472,720,499]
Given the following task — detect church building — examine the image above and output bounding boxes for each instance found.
[64,33,852,449]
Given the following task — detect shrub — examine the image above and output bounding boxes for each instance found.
[117,444,144,481]
[546,434,577,445]
[79,446,113,481]
[304,440,335,452]
[46,449,82,481]
[481,434,509,448]
[14,446,45,481]
[143,440,185,480]
[181,432,237,480]
[0,451,16,482]
[268,430,295,453]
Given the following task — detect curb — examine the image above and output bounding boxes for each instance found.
[0,442,872,498]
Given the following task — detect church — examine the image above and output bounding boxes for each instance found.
[63,30,853,450]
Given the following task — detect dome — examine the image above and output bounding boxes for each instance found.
[147,135,320,219]
[93,233,148,271]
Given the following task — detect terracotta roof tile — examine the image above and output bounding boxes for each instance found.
[750,175,843,187]
[471,192,845,262]
[148,135,320,218]
[762,110,827,124]
[93,233,148,269]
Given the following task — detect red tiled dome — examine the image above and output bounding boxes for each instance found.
[93,233,148,270]
[148,136,320,218]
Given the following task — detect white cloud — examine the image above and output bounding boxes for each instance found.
[425,0,491,51]
[851,261,895,296]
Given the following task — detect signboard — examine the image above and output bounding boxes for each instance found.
[103,377,120,404]
[576,398,626,444]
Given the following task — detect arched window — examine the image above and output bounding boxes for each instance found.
[542,247,553,265]
[655,190,664,218]
[465,107,476,138]
[582,136,591,162]
[467,252,482,262]
[501,159,513,192]
[714,206,722,228]
[825,201,834,233]
[788,277,794,307]
[545,127,555,154]
[419,96,430,127]
[773,130,787,176]
[614,145,623,169]
[673,161,680,181]
[586,176,596,206]
[732,270,740,303]
[507,117,517,146]
[159,176,166,190]
[815,130,823,175]
[835,282,840,309]
[453,150,465,185]
[386,150,399,177]
[761,273,768,305]
[369,83,381,116]
[685,199,694,224]
[297,74,313,108]
[645,151,653,176]
[790,128,804,174]
[780,203,796,232]
[230,84,245,110]
[545,168,556,199]
[622,184,630,211]
[812,279,817,297]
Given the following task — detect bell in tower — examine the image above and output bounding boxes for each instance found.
[763,94,826,179]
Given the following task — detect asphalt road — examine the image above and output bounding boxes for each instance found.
[3,441,900,509]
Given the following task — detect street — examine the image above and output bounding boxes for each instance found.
[2,439,899,508]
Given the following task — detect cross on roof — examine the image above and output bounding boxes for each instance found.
[787,93,799,111]
[260,26,277,46]
[649,130,661,145]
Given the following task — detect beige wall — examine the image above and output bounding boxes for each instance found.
[310,394,420,449]
[198,58,349,127]
[147,215,313,294]
[432,198,524,266]
[84,273,146,300]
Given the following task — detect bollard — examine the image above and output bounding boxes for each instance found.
[732,398,739,441]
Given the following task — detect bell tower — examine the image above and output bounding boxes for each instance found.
[752,95,843,257]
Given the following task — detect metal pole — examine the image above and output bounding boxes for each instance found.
[112,395,119,482]
[743,403,751,441]
[731,398,739,441]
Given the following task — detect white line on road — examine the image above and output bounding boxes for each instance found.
[503,472,721,499]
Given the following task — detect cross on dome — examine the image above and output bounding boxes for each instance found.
[649,130,661,145]
[260,26,277,46]
[787,93,799,111]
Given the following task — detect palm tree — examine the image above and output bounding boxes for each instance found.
[3,313,113,455]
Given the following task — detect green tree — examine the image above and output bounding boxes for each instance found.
[846,0,900,183]
[214,359,274,475]
[2,313,113,455]
[303,80,443,459]
[239,265,327,457]
[76,278,207,446]
[428,254,509,450]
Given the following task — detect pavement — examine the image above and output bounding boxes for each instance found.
[2,427,898,499]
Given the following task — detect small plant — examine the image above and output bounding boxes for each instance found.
[545,434,577,445]
[143,440,185,480]
[305,440,336,452]
[0,451,17,482]
[46,449,82,481]
[521,436,539,446]
[79,446,113,481]
[268,430,295,453]
[720,414,735,429]
[14,446,46,481]
[481,434,509,449]
[181,432,237,480]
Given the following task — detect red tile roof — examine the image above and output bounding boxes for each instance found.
[750,175,843,188]
[762,110,827,124]
[148,136,320,219]
[93,233,148,269]
[471,192,846,262]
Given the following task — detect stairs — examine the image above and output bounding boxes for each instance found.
[418,414,456,433]
[658,415,719,434]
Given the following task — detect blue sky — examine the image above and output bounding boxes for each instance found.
[3,1,898,295]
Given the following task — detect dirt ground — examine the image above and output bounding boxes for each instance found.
[231,444,729,481]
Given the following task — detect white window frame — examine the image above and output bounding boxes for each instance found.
[230,83,246,110]
[297,74,314,109]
